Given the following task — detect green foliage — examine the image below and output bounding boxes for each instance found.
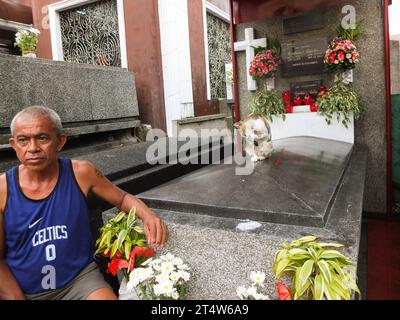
[335,20,363,41]
[14,28,40,52]
[249,88,285,122]
[266,36,281,60]
[272,236,361,300]
[316,78,363,128]
[253,36,281,59]
[95,207,147,260]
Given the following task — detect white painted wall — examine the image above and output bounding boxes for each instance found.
[270,112,354,144]
[158,0,194,137]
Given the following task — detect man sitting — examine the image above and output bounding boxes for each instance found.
[0,106,168,300]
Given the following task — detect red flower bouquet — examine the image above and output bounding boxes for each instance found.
[249,49,279,80]
[95,207,155,279]
[324,37,360,72]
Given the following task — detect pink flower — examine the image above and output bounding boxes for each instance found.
[337,51,345,62]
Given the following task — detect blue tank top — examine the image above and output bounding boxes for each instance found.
[4,158,94,294]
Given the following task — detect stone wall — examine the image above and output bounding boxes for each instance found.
[235,0,387,214]
[390,40,400,95]
[0,53,140,143]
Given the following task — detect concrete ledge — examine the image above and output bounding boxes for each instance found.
[175,114,227,125]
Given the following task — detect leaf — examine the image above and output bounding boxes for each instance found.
[110,240,118,257]
[330,275,351,300]
[298,236,316,243]
[319,250,348,260]
[298,259,314,289]
[124,241,132,260]
[314,274,324,300]
[307,247,318,261]
[127,209,136,228]
[113,211,126,223]
[115,229,128,253]
[317,243,344,248]
[134,226,144,234]
[274,258,291,278]
[326,260,345,277]
[317,260,332,284]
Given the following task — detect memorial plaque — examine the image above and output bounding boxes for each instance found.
[283,12,323,35]
[281,37,328,77]
[290,80,322,98]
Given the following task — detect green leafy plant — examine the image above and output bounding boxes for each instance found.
[272,236,361,300]
[14,27,40,53]
[316,78,363,128]
[95,207,154,279]
[249,89,285,122]
[335,20,363,41]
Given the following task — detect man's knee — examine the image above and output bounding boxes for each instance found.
[86,288,118,300]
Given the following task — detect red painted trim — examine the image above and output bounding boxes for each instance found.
[384,0,393,221]
[230,0,240,123]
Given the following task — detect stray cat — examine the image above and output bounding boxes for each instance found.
[234,114,273,162]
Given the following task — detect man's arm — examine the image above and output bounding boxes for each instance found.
[0,174,26,300]
[72,161,168,246]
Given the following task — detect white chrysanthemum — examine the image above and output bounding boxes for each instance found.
[160,253,174,261]
[151,262,162,272]
[172,257,183,266]
[127,267,154,290]
[236,286,248,299]
[177,263,190,271]
[250,271,265,287]
[177,270,190,282]
[171,291,180,300]
[153,280,175,297]
[169,271,180,283]
[155,273,169,283]
[160,261,175,274]
[246,286,257,297]
[253,293,270,300]
[149,258,162,266]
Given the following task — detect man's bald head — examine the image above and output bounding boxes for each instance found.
[10,106,63,136]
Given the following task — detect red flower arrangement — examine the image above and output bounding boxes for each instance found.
[103,247,155,277]
[95,208,155,279]
[324,37,360,71]
[249,49,279,80]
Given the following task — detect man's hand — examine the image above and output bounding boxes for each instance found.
[140,208,169,247]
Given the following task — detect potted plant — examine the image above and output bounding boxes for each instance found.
[272,236,361,300]
[249,88,285,122]
[316,78,363,128]
[14,27,40,58]
[95,207,155,299]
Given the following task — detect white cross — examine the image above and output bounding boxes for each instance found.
[234,28,266,91]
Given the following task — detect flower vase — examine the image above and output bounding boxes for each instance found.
[266,77,275,90]
[258,78,275,91]
[342,69,353,84]
[118,277,139,300]
[22,51,37,58]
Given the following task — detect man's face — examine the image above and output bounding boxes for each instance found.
[9,116,67,171]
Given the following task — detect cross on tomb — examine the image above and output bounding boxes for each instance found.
[234,28,266,91]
